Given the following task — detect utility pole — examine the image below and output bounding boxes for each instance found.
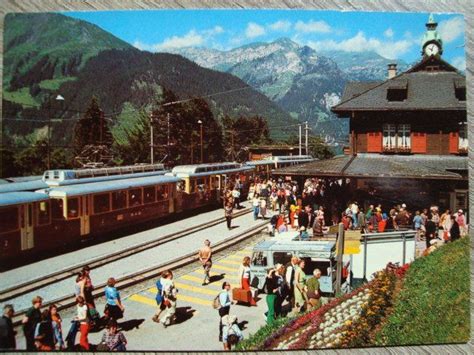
[299,124,302,156]
[190,136,194,164]
[198,120,203,163]
[167,112,170,159]
[99,109,104,145]
[47,102,51,170]
[335,222,345,295]
[305,121,309,155]
[150,112,154,164]
[231,130,235,161]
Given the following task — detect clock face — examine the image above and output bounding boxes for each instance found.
[424,43,439,56]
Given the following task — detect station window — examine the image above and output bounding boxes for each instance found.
[93,194,110,214]
[0,207,18,233]
[144,186,156,204]
[129,188,142,207]
[251,252,267,267]
[112,190,127,210]
[67,198,79,218]
[37,201,50,226]
[51,199,65,219]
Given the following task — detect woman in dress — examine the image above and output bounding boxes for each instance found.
[237,256,256,306]
[293,259,307,313]
[74,296,89,351]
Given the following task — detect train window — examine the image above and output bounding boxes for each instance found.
[93,194,110,214]
[67,198,80,218]
[112,190,127,210]
[196,178,206,193]
[176,181,185,192]
[272,252,292,267]
[0,207,18,233]
[51,199,64,219]
[129,189,142,207]
[144,186,156,204]
[156,185,169,201]
[37,201,50,226]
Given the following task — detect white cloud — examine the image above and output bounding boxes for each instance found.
[438,16,464,43]
[451,56,466,71]
[132,26,226,52]
[246,22,266,38]
[156,30,204,50]
[204,26,224,36]
[384,28,394,38]
[294,20,331,33]
[307,31,414,59]
[269,20,292,32]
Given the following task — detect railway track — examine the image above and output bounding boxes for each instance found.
[10,217,268,326]
[1,206,252,304]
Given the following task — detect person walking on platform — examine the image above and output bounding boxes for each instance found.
[160,272,178,328]
[74,296,90,351]
[224,202,234,230]
[0,304,16,350]
[104,278,125,321]
[49,305,65,350]
[217,282,234,343]
[265,268,279,325]
[285,257,299,308]
[34,309,55,350]
[199,239,213,285]
[293,259,307,314]
[252,194,260,220]
[237,256,257,306]
[152,271,170,323]
[22,296,42,351]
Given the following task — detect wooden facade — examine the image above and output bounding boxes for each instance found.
[348,111,466,155]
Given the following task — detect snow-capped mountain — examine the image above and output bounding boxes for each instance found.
[171,38,409,141]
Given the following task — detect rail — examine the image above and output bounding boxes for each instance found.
[0,207,252,303]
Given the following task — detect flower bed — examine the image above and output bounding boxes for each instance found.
[259,263,410,350]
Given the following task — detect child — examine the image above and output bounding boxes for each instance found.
[49,305,65,350]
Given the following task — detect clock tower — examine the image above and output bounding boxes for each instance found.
[421,14,443,57]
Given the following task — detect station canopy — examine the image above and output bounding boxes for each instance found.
[272,153,467,180]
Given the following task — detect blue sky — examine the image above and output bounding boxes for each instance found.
[66,10,466,69]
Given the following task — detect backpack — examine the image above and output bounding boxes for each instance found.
[155,279,163,305]
[212,293,222,309]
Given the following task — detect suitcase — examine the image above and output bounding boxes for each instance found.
[232,288,252,305]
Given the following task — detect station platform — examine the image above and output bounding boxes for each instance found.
[1,201,276,311]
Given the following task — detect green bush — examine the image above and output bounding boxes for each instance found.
[376,237,470,345]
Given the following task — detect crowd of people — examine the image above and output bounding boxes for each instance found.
[0,266,128,352]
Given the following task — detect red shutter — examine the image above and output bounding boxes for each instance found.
[411,132,427,153]
[367,132,382,152]
[449,132,459,154]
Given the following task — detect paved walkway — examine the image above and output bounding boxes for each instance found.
[14,241,271,351]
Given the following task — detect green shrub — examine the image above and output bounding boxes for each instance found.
[376,237,470,345]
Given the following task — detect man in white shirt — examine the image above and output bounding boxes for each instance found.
[285,256,299,307]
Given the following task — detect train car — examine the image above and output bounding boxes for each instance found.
[168,162,255,209]
[42,163,167,186]
[0,180,49,194]
[44,175,181,242]
[0,191,51,262]
[246,155,315,179]
[0,164,167,194]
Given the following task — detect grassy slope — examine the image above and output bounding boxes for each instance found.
[376,237,470,345]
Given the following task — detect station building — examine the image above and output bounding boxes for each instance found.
[273,15,468,214]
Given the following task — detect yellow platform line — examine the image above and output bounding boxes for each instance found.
[177,294,212,306]
[212,264,238,272]
[226,254,246,260]
[234,250,253,256]
[129,293,157,307]
[218,259,242,266]
[147,283,219,297]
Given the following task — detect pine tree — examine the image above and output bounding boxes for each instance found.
[73,96,112,154]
